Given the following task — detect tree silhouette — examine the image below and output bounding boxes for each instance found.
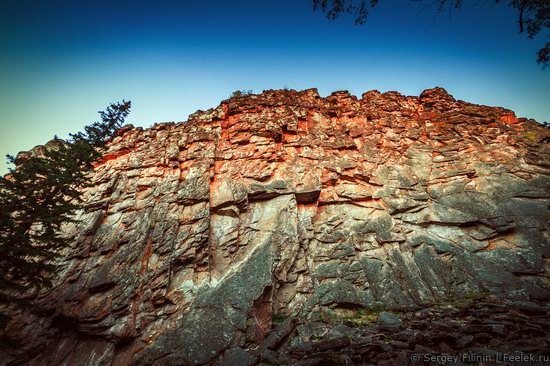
[0,101,131,329]
[313,0,550,68]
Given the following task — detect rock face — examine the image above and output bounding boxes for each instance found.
[2,87,550,365]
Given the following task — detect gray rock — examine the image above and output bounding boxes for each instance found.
[216,348,256,366]
[3,88,550,366]
[378,312,403,330]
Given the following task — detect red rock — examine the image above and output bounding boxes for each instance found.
[2,87,549,366]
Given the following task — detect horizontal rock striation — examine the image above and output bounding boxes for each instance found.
[2,87,550,365]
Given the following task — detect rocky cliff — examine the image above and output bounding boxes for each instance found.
[2,87,550,365]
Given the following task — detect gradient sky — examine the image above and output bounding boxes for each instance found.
[1,0,549,174]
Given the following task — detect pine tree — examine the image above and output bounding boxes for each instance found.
[0,100,131,328]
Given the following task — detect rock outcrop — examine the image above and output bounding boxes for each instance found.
[2,87,550,365]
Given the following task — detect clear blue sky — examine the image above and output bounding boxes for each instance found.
[1,0,549,174]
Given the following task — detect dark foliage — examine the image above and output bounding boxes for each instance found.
[313,0,375,24]
[230,89,254,98]
[0,101,131,328]
[312,0,550,68]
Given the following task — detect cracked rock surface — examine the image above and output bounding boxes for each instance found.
[1,87,550,365]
